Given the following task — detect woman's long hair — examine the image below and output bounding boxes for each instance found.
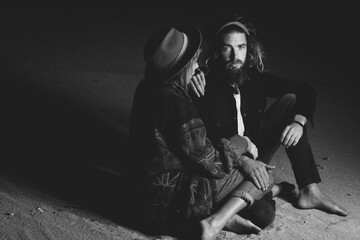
[165,48,201,92]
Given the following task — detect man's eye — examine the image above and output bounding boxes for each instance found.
[221,46,230,52]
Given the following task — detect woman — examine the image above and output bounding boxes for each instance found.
[129,25,277,240]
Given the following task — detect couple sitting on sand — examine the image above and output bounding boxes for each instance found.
[129,12,349,240]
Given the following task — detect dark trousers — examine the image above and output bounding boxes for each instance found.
[254,94,321,189]
[212,94,321,230]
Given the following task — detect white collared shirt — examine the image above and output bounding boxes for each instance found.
[233,90,245,136]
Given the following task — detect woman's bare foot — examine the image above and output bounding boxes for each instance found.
[153,236,176,240]
[200,218,222,240]
[223,214,261,235]
[297,183,350,216]
[271,181,296,202]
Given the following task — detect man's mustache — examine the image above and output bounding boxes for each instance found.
[226,59,243,66]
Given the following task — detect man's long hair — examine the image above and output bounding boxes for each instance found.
[205,13,266,73]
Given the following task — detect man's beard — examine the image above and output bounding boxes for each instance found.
[222,59,247,86]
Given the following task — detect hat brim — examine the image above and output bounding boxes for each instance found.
[148,25,202,82]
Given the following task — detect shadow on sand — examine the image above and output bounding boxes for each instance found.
[2,71,147,235]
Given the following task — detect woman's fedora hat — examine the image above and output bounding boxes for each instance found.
[143,25,202,82]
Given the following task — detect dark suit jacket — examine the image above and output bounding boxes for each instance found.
[195,68,316,143]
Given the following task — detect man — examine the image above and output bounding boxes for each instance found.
[190,13,349,217]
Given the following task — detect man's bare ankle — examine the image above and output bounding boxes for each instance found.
[300,183,318,195]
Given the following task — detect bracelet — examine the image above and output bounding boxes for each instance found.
[293,120,304,128]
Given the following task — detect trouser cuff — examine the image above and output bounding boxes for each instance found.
[229,191,254,209]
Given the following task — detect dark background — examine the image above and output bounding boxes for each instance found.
[1,1,357,229]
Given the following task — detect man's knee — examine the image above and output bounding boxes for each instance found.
[280,93,296,109]
[239,192,276,229]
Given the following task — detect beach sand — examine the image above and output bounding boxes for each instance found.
[1,7,359,240]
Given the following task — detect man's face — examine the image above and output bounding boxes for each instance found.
[218,31,247,85]
[219,31,247,70]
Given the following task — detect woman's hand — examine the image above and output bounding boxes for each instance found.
[241,157,275,191]
[189,68,206,97]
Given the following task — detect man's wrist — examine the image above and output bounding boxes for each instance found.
[293,120,304,128]
[294,114,307,126]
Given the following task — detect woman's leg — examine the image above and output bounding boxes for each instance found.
[200,196,259,240]
[238,180,297,230]
[199,169,275,239]
[238,191,275,229]
[223,172,275,231]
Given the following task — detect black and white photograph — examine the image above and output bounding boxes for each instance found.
[1,2,359,239]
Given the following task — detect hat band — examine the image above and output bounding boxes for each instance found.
[170,32,188,69]
[217,21,249,35]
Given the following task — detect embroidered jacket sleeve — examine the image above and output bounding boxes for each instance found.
[179,118,248,177]
[162,85,247,178]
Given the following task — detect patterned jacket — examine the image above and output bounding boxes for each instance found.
[129,78,248,229]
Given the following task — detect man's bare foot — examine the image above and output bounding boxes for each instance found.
[296,183,350,216]
[223,214,261,235]
[271,181,296,202]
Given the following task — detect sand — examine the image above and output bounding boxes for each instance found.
[1,7,359,240]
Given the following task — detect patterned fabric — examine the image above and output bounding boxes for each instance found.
[129,78,249,229]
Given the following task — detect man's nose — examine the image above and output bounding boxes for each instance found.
[232,49,240,60]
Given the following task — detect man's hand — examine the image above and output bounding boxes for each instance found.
[189,68,206,97]
[240,157,275,191]
[281,122,304,148]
